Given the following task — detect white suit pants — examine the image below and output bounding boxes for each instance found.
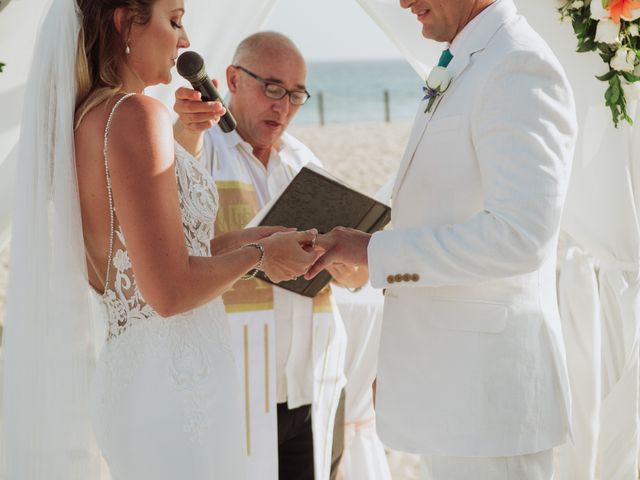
[421,449,553,480]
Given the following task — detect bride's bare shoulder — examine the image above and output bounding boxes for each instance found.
[77,94,169,137]
[76,94,173,168]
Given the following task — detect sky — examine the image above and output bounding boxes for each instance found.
[264,0,404,62]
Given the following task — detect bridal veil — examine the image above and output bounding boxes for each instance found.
[1,0,103,477]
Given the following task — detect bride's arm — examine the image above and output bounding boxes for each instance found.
[210,226,294,256]
[107,95,317,317]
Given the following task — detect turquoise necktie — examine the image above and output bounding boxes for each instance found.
[437,49,453,68]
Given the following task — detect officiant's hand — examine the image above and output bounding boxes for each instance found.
[174,84,226,133]
[305,227,371,280]
[261,229,323,283]
[328,264,369,290]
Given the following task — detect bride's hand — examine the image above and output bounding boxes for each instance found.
[260,229,321,283]
[212,226,293,255]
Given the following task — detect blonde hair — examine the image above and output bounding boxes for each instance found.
[74,0,155,129]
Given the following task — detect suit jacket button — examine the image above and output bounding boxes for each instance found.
[387,275,395,284]
[411,274,420,282]
[394,274,403,283]
[402,273,411,282]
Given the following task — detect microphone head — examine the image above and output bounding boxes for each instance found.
[176,51,205,82]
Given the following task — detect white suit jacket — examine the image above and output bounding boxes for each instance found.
[368,0,577,457]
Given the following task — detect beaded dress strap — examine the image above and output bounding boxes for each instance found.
[102,92,136,295]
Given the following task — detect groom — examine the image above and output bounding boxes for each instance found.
[307,0,577,478]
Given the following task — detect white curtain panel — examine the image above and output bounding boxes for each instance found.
[0,0,50,251]
[333,285,392,480]
[515,2,640,479]
[355,0,443,79]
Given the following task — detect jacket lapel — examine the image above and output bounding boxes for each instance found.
[391,0,519,201]
[391,51,474,201]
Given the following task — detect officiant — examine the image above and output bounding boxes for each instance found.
[173,31,366,480]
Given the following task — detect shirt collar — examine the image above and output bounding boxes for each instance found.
[448,0,517,59]
[219,126,286,156]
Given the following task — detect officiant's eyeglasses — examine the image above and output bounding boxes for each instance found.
[234,65,311,106]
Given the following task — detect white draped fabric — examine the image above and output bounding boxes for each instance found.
[354,0,442,79]
[0,0,50,251]
[333,285,392,480]
[514,3,640,479]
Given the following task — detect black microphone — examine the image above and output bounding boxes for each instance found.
[176,51,237,133]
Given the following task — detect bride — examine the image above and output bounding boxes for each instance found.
[2,0,320,478]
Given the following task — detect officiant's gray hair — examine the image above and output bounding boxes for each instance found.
[232,31,304,66]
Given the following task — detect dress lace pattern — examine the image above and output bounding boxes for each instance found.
[101,133,219,339]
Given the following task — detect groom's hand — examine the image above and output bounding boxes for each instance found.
[305,227,371,280]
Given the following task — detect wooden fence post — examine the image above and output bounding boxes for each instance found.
[384,89,390,123]
[318,91,325,126]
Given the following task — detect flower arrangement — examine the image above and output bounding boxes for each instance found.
[559,0,640,126]
[423,66,452,113]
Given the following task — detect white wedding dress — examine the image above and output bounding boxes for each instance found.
[91,94,244,480]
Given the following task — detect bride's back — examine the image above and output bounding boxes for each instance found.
[75,99,121,293]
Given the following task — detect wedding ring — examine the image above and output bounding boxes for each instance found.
[311,232,317,247]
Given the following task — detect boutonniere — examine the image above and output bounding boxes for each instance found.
[423,66,452,113]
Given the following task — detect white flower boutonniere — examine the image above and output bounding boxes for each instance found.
[423,66,452,113]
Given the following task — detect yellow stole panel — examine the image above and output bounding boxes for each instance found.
[214,180,332,312]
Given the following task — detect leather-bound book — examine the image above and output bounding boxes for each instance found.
[249,164,391,297]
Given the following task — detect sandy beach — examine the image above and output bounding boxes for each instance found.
[0,120,422,479]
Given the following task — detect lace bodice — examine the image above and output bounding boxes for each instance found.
[100,94,219,339]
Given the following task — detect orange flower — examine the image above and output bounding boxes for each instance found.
[607,0,640,23]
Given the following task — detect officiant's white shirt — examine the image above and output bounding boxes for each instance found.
[367,0,577,458]
[203,128,324,406]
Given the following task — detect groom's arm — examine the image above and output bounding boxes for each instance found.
[309,50,577,286]
[366,50,577,288]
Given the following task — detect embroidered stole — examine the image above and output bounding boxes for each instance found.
[213,156,345,480]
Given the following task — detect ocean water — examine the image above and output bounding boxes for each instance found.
[292,59,424,125]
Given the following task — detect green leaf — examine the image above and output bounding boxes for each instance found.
[621,71,640,83]
[0,63,4,73]
[599,51,614,62]
[597,70,616,81]
[578,42,596,53]
[610,84,621,104]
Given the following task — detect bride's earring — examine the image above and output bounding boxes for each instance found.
[125,41,131,55]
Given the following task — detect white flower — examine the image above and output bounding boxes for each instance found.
[611,47,637,72]
[591,0,610,20]
[622,80,640,101]
[634,63,640,76]
[629,23,640,37]
[426,66,452,92]
[595,18,621,44]
[570,0,584,9]
[113,249,132,272]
